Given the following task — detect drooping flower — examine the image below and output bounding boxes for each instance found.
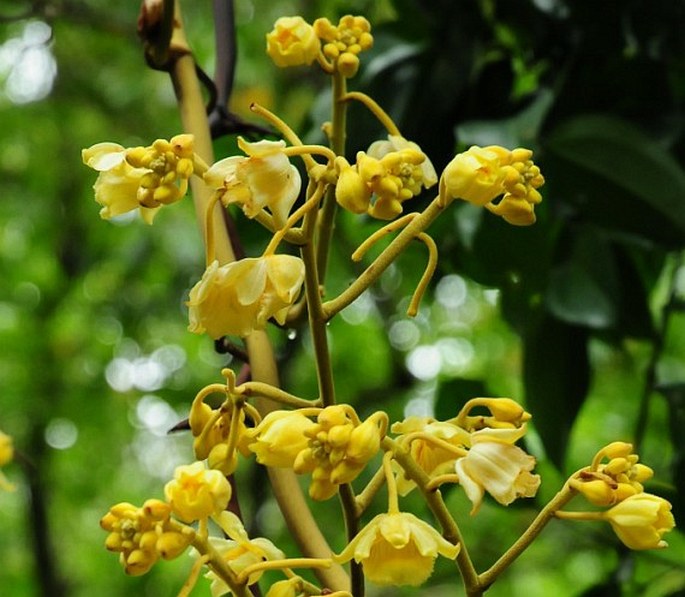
[187,255,305,339]
[266,16,321,67]
[248,410,317,468]
[603,493,675,550]
[164,461,231,523]
[204,137,301,228]
[82,134,195,223]
[205,511,285,595]
[335,511,460,586]
[454,436,540,514]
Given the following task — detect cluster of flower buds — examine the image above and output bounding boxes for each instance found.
[335,135,438,219]
[266,14,373,78]
[100,499,193,575]
[440,145,544,225]
[81,134,195,223]
[565,442,675,550]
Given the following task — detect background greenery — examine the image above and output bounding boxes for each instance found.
[1,0,684,595]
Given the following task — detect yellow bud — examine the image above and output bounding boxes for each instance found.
[318,405,349,429]
[327,424,353,448]
[330,460,362,485]
[632,463,654,483]
[334,157,371,214]
[571,478,616,506]
[189,402,214,437]
[208,442,239,475]
[170,134,194,158]
[142,499,171,521]
[346,418,382,462]
[156,531,193,560]
[338,52,360,78]
[124,549,157,576]
[602,442,633,460]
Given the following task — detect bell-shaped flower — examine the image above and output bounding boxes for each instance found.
[204,138,301,228]
[248,410,316,468]
[335,511,460,586]
[164,461,231,523]
[454,437,540,514]
[187,255,305,339]
[602,493,675,550]
[205,511,285,594]
[266,16,321,67]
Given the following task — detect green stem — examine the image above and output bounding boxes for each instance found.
[477,483,578,591]
[383,437,479,592]
[316,71,347,284]
[338,483,364,597]
[323,198,445,319]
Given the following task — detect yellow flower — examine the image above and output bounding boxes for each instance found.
[439,145,510,207]
[335,511,460,586]
[206,511,285,594]
[187,255,305,339]
[293,406,386,500]
[603,493,675,550]
[454,438,540,514]
[391,417,468,495]
[82,134,194,224]
[313,15,373,78]
[164,461,231,523]
[334,156,371,214]
[204,137,301,228]
[100,499,192,575]
[248,410,317,468]
[0,431,15,491]
[266,16,321,67]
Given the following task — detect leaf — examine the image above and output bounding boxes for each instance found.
[544,114,685,248]
[655,383,685,525]
[523,314,590,468]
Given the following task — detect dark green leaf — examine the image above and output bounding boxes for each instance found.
[524,314,590,468]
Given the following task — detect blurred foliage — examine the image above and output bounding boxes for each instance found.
[1,0,684,596]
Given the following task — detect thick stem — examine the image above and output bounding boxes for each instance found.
[168,3,347,590]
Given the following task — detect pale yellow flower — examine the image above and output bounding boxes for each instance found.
[164,461,231,523]
[248,410,316,468]
[204,137,301,228]
[454,438,540,514]
[266,16,321,67]
[603,493,675,550]
[187,255,305,339]
[206,511,285,595]
[335,511,460,586]
[334,156,371,214]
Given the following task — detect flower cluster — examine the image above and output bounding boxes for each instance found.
[164,461,232,523]
[0,430,15,491]
[82,134,195,223]
[247,405,387,500]
[266,14,373,78]
[563,443,675,550]
[393,398,540,514]
[440,145,544,225]
[100,499,193,575]
[187,255,306,339]
[335,135,438,219]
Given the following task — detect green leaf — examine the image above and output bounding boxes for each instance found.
[544,114,685,248]
[523,314,590,468]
